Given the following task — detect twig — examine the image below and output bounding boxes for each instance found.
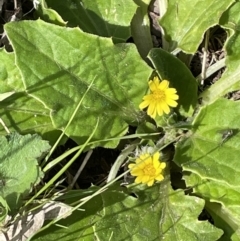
[68,150,93,190]
[200,30,210,85]
[0,118,10,134]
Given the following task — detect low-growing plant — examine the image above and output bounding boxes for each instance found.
[0,0,240,240]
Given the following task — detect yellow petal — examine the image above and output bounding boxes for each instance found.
[147,104,157,118]
[138,155,146,162]
[170,94,179,100]
[155,174,164,181]
[142,175,150,183]
[166,99,178,107]
[149,111,157,119]
[160,162,166,169]
[147,102,155,114]
[158,80,169,90]
[128,163,135,169]
[131,169,144,176]
[145,156,152,165]
[139,100,150,110]
[153,158,160,169]
[165,88,177,94]
[167,94,179,100]
[147,179,154,186]
[142,94,153,101]
[135,176,142,184]
[155,169,162,175]
[141,153,149,159]
[160,102,170,114]
[149,80,158,92]
[152,77,161,86]
[156,104,164,116]
[153,151,160,161]
[138,163,146,169]
[153,76,160,84]
[137,158,147,168]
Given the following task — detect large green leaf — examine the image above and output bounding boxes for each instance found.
[0,133,50,212]
[31,181,222,240]
[5,20,152,147]
[173,98,240,240]
[45,0,137,43]
[0,49,23,92]
[201,1,240,105]
[131,0,153,60]
[0,49,60,144]
[159,0,234,53]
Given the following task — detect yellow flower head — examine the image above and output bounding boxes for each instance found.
[128,148,166,187]
[139,77,179,119]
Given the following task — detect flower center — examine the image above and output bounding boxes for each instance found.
[143,164,156,176]
[152,90,166,101]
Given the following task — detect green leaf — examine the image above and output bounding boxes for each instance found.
[173,98,240,239]
[148,48,198,117]
[131,0,153,60]
[0,49,23,92]
[159,0,235,53]
[0,91,15,102]
[201,1,240,105]
[0,48,60,145]
[206,202,240,241]
[31,181,222,240]
[136,121,159,141]
[5,20,152,148]
[45,0,137,43]
[0,196,8,224]
[34,0,67,26]
[0,132,50,212]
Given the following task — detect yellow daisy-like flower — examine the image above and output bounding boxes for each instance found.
[139,77,179,119]
[128,151,166,187]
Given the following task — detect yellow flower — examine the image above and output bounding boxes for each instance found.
[128,151,166,186]
[139,77,179,119]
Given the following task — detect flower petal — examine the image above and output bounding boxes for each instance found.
[145,156,152,164]
[131,169,144,176]
[160,102,170,114]
[155,174,164,181]
[135,176,142,184]
[149,80,158,92]
[166,99,178,107]
[155,169,162,175]
[156,104,164,116]
[142,175,150,183]
[147,179,154,186]
[160,162,166,169]
[167,94,179,101]
[147,104,157,118]
[142,94,153,101]
[165,88,177,95]
[153,76,160,84]
[168,94,179,101]
[128,163,135,169]
[153,158,160,169]
[153,152,160,162]
[139,100,150,110]
[158,80,169,90]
